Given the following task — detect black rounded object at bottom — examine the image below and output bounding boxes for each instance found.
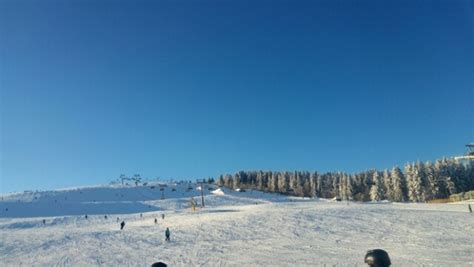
[364,249,391,267]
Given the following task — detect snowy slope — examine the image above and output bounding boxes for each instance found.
[0,184,473,266]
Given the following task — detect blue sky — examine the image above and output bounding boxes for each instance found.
[1,0,473,193]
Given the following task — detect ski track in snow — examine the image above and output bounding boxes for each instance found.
[0,184,473,266]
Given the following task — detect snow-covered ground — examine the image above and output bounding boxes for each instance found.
[0,184,473,266]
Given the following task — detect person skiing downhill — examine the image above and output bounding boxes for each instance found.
[120,221,125,230]
[165,228,170,241]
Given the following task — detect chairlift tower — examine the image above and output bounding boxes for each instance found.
[197,179,206,207]
[159,184,166,200]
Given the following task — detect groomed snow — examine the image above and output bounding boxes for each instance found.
[0,184,473,266]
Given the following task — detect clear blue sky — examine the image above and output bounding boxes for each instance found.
[1,0,473,193]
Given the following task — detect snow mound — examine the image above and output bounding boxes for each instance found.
[211,188,225,196]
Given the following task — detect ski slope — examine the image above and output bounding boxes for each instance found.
[1,184,473,266]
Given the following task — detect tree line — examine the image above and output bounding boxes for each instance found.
[215,158,474,202]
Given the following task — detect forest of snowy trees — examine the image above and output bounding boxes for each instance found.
[216,158,474,202]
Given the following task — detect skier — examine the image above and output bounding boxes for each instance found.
[162,214,165,220]
[469,204,472,213]
[104,215,108,219]
[85,214,88,219]
[165,227,170,241]
[42,219,46,225]
[140,213,143,218]
[117,217,120,222]
[154,218,158,224]
[120,221,125,230]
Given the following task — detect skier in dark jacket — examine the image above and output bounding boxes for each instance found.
[120,221,125,230]
[165,228,170,241]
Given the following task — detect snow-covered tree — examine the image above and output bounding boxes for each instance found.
[267,172,279,193]
[415,161,427,202]
[233,172,241,189]
[434,159,450,198]
[451,161,467,193]
[316,173,323,198]
[309,172,318,198]
[446,176,457,195]
[332,173,341,199]
[406,163,423,202]
[341,174,353,200]
[370,171,384,201]
[382,169,392,200]
[278,172,290,194]
[424,162,438,200]
[224,174,234,189]
[217,175,225,186]
[391,166,407,202]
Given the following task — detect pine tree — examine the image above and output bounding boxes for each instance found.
[434,159,449,198]
[406,162,423,202]
[382,170,392,201]
[391,166,407,202]
[346,175,354,200]
[446,176,457,195]
[217,175,225,186]
[451,160,467,193]
[316,173,323,198]
[332,173,341,199]
[294,171,305,197]
[370,171,384,201]
[415,161,427,202]
[341,174,353,200]
[278,172,290,194]
[257,171,265,191]
[424,162,438,200]
[224,174,234,189]
[233,172,241,190]
[310,172,318,198]
[267,172,279,193]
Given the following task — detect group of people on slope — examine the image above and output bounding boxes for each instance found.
[119,214,171,242]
